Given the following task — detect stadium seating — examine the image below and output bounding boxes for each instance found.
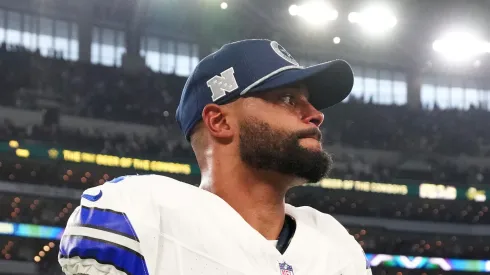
[2,45,490,160]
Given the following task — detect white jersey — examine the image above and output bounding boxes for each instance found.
[59,174,372,275]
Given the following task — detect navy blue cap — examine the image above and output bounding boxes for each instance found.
[176,39,354,140]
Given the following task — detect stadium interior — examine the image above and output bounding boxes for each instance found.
[0,0,490,274]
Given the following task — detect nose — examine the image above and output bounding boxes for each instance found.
[301,106,324,127]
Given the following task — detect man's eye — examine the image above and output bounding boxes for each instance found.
[281,95,295,105]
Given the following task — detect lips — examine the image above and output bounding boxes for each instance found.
[302,134,321,142]
[298,129,322,142]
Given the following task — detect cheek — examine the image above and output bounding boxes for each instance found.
[258,106,300,124]
[273,114,304,130]
[243,101,303,130]
[262,115,297,130]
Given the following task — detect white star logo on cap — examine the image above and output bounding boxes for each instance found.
[270,41,299,66]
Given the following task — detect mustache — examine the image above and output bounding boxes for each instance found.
[294,128,323,142]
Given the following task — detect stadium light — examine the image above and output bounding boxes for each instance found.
[432,31,490,62]
[289,2,338,26]
[348,6,397,34]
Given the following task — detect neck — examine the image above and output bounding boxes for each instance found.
[199,152,293,240]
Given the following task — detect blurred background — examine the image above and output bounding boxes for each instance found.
[0,0,489,274]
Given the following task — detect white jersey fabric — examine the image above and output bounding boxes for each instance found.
[59,174,372,275]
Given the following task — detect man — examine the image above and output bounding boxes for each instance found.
[59,39,372,275]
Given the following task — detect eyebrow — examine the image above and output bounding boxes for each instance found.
[288,84,310,100]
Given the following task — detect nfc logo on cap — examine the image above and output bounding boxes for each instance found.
[206,67,239,101]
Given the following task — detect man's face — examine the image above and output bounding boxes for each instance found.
[236,85,333,183]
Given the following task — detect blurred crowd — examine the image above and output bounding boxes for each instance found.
[0,44,490,160]
[288,187,490,225]
[0,44,192,159]
[0,118,193,160]
[0,44,183,127]
[2,117,490,186]
[0,45,489,187]
[323,101,490,157]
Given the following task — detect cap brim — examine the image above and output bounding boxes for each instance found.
[246,60,354,110]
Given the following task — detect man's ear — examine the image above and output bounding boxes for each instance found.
[201,104,234,139]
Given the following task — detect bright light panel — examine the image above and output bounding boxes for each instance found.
[289,2,338,26]
[348,6,397,34]
[432,31,490,62]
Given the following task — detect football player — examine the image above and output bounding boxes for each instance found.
[59,39,372,275]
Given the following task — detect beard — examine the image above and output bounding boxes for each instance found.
[238,117,333,183]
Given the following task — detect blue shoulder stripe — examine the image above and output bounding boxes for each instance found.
[71,206,139,241]
[59,236,148,275]
[108,176,127,184]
